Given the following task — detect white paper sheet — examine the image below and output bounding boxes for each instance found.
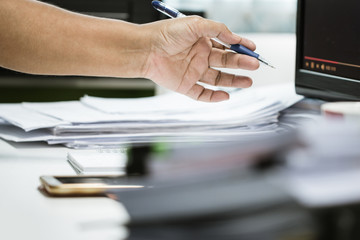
[22,101,124,124]
[67,150,126,175]
[0,104,66,131]
[0,84,303,147]
[81,84,301,115]
[0,122,277,145]
[0,125,53,142]
[81,92,230,114]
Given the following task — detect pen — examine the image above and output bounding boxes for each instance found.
[151,0,275,68]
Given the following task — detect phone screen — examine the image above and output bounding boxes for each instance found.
[55,176,129,185]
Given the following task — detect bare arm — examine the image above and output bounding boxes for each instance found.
[0,0,259,102]
[0,0,147,77]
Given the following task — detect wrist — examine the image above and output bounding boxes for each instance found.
[135,23,158,80]
[95,21,151,78]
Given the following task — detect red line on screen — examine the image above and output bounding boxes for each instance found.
[305,56,360,69]
[304,56,339,64]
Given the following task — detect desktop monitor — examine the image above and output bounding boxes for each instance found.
[295,0,360,101]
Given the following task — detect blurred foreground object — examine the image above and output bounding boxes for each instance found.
[283,118,360,240]
[109,132,317,240]
[108,117,360,240]
[322,102,360,124]
[285,118,360,207]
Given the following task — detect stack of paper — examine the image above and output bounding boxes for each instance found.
[0,84,303,148]
[67,150,127,175]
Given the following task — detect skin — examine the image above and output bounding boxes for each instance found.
[0,0,259,102]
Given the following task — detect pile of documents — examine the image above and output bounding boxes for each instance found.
[67,150,127,175]
[0,84,302,148]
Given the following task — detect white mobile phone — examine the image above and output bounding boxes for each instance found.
[40,175,144,196]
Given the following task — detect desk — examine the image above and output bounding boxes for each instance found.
[0,34,296,240]
[0,140,129,240]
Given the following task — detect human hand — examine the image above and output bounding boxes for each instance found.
[141,16,260,102]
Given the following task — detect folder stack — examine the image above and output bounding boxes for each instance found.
[0,84,303,148]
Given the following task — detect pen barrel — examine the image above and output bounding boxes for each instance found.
[230,44,259,59]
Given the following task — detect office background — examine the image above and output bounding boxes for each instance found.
[0,0,297,102]
[164,0,297,33]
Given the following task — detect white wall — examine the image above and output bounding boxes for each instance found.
[163,0,297,33]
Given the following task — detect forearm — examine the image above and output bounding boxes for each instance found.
[0,0,149,78]
[0,0,259,102]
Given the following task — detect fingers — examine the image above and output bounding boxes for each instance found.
[211,39,226,50]
[186,84,230,102]
[201,68,253,88]
[191,16,256,51]
[185,69,253,103]
[233,37,257,51]
[209,48,260,70]
[211,37,256,52]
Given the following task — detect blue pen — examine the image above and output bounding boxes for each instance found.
[151,0,275,68]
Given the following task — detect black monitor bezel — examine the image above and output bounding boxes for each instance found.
[295,0,360,101]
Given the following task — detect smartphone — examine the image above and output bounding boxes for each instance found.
[40,175,144,196]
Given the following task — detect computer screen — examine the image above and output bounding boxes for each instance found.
[295,0,360,100]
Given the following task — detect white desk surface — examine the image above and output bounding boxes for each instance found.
[0,140,130,240]
[0,33,296,240]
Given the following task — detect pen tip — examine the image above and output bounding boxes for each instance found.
[258,57,276,69]
[268,63,276,69]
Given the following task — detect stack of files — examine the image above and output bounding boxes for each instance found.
[67,150,127,175]
[0,84,303,148]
